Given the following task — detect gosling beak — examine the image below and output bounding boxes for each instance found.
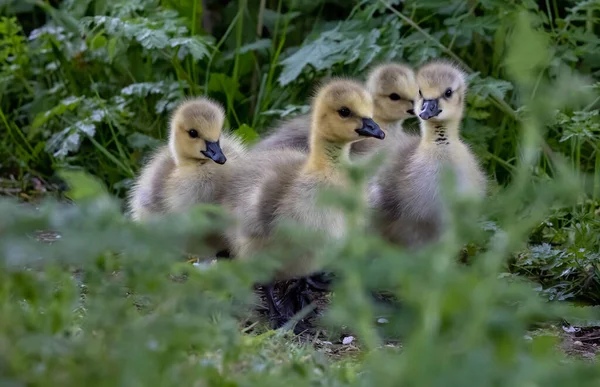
[201,140,227,165]
[406,109,415,115]
[355,118,385,140]
[419,99,442,120]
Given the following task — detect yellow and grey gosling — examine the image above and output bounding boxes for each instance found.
[370,60,487,248]
[221,78,384,325]
[128,97,246,253]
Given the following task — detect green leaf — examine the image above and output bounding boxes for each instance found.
[58,170,108,201]
[238,39,272,55]
[467,108,491,120]
[32,96,82,129]
[46,120,96,158]
[470,76,514,101]
[90,33,107,50]
[170,37,211,61]
[278,28,348,86]
[136,28,169,50]
[121,82,165,97]
[357,29,381,71]
[127,133,161,150]
[233,124,259,145]
[207,73,243,101]
[505,11,550,85]
[107,36,118,60]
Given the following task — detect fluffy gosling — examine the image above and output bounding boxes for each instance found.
[371,60,486,247]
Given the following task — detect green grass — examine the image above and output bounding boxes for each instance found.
[0,0,600,385]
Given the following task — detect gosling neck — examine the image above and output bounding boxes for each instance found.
[169,139,209,168]
[420,118,460,145]
[304,131,351,175]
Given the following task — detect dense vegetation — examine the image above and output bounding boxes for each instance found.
[1,0,600,385]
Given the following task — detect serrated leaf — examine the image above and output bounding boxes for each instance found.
[121,82,165,97]
[46,127,82,158]
[171,37,211,61]
[127,133,161,150]
[357,29,381,71]
[46,119,96,158]
[136,28,169,50]
[278,29,347,86]
[470,76,514,101]
[75,121,96,136]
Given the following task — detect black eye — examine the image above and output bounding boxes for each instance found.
[444,88,453,98]
[338,107,351,118]
[389,93,401,101]
[188,129,198,138]
[419,90,423,97]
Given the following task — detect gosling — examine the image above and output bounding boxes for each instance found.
[253,63,417,155]
[371,60,486,248]
[128,98,246,252]
[222,79,385,325]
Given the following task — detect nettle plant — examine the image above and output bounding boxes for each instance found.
[274,0,599,181]
[1,1,214,191]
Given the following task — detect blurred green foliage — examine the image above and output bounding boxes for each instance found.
[1,0,600,384]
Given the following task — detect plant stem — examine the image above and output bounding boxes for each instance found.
[203,11,241,94]
[594,148,600,201]
[249,0,267,121]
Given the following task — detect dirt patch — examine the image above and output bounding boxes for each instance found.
[561,325,600,360]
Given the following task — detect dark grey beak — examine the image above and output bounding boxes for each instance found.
[201,140,226,165]
[355,118,385,140]
[406,108,415,115]
[419,99,442,120]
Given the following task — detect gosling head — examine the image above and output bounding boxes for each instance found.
[169,98,227,165]
[415,60,467,123]
[312,78,385,144]
[366,63,418,124]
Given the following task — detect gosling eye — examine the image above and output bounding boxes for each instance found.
[444,88,453,98]
[389,93,401,101]
[338,107,351,118]
[419,90,423,98]
[188,129,199,138]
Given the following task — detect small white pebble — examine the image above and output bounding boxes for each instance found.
[573,341,583,346]
[342,336,354,345]
[377,318,389,324]
[193,260,215,270]
[523,335,533,341]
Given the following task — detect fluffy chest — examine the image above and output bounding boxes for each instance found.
[393,142,474,220]
[278,179,347,240]
[165,164,220,211]
[413,142,480,194]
